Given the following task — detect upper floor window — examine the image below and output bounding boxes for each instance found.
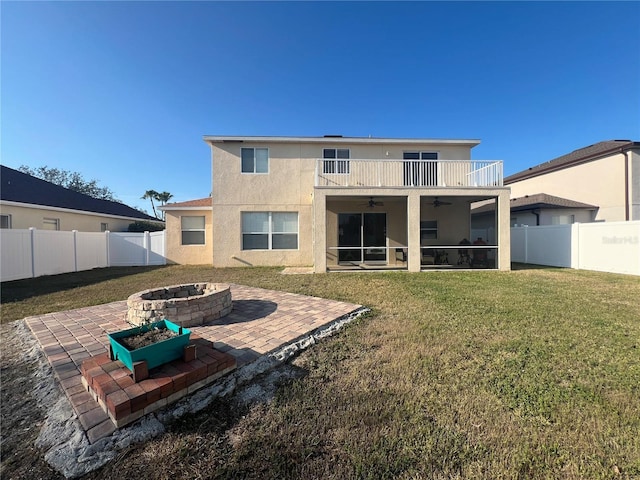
[181,216,206,245]
[403,151,438,186]
[242,212,298,250]
[43,218,60,230]
[100,223,109,232]
[323,148,350,174]
[0,214,11,229]
[241,147,269,174]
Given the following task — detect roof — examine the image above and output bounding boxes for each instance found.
[472,193,598,214]
[0,165,159,222]
[203,135,481,147]
[159,197,212,210]
[505,140,640,184]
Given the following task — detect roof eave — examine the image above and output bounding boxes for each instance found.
[505,141,640,184]
[202,135,481,147]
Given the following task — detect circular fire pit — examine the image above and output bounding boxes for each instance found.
[126,282,232,327]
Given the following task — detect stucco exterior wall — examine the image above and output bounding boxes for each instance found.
[208,138,509,271]
[507,153,627,222]
[0,203,144,232]
[164,209,213,265]
[510,208,594,226]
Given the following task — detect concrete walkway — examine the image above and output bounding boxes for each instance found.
[25,284,362,443]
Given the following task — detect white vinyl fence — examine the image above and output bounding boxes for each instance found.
[511,221,640,276]
[1,229,166,282]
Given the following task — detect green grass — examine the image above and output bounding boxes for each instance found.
[2,265,640,479]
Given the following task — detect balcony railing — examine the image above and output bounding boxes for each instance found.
[315,159,503,188]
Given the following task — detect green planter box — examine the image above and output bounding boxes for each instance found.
[108,320,191,372]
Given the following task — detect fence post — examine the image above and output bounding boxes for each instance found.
[73,230,79,272]
[105,231,111,267]
[29,227,36,278]
[144,231,150,266]
[523,225,529,264]
[571,223,582,270]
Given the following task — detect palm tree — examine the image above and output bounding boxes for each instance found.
[156,191,174,220]
[141,190,160,219]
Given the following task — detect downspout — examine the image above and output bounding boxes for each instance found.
[622,148,629,221]
[531,208,540,226]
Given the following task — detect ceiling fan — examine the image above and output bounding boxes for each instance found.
[432,197,453,207]
[361,197,384,208]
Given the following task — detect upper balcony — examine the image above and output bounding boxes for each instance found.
[315,159,503,188]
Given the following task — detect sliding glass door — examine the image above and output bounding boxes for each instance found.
[338,212,387,263]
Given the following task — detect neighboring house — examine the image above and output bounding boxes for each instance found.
[159,197,212,265]
[473,193,598,228]
[504,140,640,223]
[177,135,510,273]
[0,165,161,232]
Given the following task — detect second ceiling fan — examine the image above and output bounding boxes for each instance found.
[432,197,453,207]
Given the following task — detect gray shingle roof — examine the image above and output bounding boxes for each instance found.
[1,165,159,221]
[504,140,640,184]
[472,193,597,214]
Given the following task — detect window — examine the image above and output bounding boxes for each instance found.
[43,218,60,230]
[0,214,11,229]
[552,214,575,225]
[403,151,438,186]
[181,216,205,245]
[242,212,298,250]
[100,223,109,232]
[323,148,350,174]
[241,147,269,173]
[420,220,437,243]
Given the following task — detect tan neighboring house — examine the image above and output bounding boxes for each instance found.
[165,135,510,272]
[159,197,212,265]
[0,165,161,231]
[503,140,640,224]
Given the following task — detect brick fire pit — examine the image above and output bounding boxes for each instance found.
[126,283,232,327]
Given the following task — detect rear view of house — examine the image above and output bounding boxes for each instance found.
[178,135,510,273]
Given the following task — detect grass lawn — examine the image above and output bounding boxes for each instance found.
[2,265,639,479]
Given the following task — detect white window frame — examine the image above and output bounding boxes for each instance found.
[241,147,269,174]
[241,212,299,251]
[43,218,60,230]
[0,214,11,229]
[322,148,350,174]
[181,215,206,245]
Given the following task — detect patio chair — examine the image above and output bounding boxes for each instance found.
[457,238,471,266]
[471,237,488,268]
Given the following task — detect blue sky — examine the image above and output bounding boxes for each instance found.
[2,1,639,213]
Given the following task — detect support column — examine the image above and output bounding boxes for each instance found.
[496,190,511,271]
[313,192,327,273]
[407,192,421,272]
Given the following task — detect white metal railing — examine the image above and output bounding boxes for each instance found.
[315,159,503,188]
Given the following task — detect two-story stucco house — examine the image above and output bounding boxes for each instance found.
[503,140,640,225]
[163,135,511,273]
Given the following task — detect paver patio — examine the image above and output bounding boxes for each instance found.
[24,284,362,443]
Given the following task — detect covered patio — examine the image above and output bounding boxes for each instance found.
[313,189,510,272]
